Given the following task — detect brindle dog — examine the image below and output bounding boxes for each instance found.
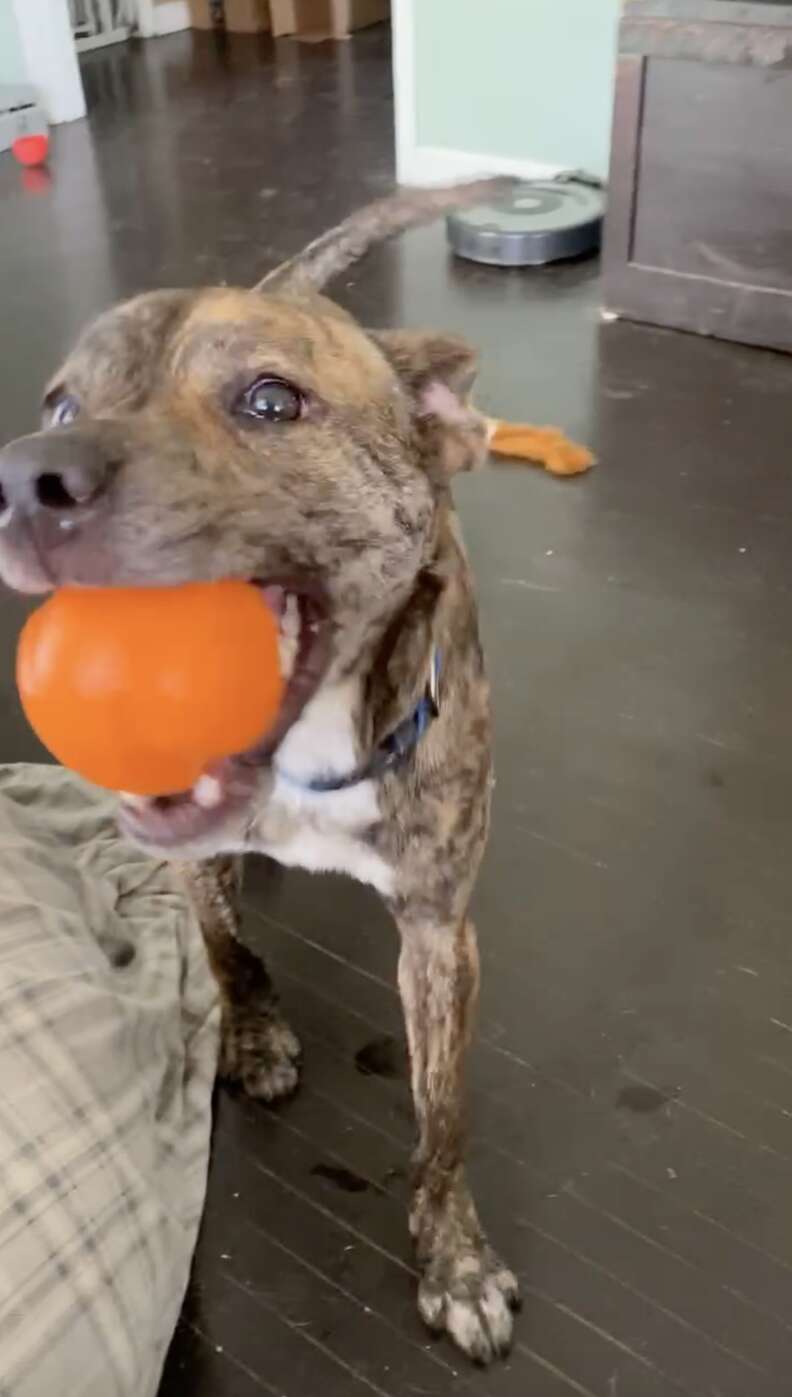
[0,181,550,1362]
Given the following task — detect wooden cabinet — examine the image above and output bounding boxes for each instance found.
[602,1,792,351]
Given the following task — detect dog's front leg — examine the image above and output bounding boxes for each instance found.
[396,912,519,1362]
[180,857,301,1102]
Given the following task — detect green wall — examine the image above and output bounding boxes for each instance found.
[414,0,621,179]
[0,2,28,86]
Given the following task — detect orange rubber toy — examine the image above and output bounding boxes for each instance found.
[17,581,283,796]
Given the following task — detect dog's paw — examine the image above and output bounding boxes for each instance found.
[219,1005,302,1102]
[418,1243,519,1364]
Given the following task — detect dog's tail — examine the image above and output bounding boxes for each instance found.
[255,177,514,296]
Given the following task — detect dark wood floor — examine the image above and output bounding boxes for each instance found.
[3,23,792,1397]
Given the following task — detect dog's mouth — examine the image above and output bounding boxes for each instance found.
[117,580,331,850]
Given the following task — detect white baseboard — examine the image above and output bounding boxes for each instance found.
[75,27,131,52]
[136,0,190,37]
[397,144,564,188]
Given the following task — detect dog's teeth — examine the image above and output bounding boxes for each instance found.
[193,775,223,809]
[277,592,300,679]
[119,792,150,809]
[281,593,300,636]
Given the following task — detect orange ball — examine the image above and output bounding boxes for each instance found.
[17,581,283,796]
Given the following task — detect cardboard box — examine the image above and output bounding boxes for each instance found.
[224,0,271,32]
[187,0,219,28]
[270,0,389,40]
[187,0,271,32]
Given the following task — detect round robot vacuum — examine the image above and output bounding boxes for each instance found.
[446,179,605,268]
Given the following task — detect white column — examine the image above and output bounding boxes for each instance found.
[391,0,417,184]
[12,0,86,125]
[136,1,191,38]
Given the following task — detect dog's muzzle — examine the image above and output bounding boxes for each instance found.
[0,427,113,518]
[0,428,115,590]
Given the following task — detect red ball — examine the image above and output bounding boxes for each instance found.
[12,134,49,168]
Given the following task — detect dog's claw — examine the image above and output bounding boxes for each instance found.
[219,1005,302,1102]
[417,1247,519,1363]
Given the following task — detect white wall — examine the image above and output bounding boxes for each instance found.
[9,0,86,124]
[136,1,191,37]
[0,3,27,85]
[393,0,620,186]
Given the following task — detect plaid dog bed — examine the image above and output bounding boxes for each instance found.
[0,765,219,1397]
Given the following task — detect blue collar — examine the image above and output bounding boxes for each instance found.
[279,649,441,794]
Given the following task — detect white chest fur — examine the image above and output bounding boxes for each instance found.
[253,679,394,897]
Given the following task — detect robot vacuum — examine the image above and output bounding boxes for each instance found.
[447,179,605,267]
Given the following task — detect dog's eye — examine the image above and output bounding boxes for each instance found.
[236,377,302,424]
[50,394,80,428]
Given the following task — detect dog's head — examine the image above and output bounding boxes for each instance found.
[0,182,501,856]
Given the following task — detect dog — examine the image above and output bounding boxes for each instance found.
[0,180,590,1363]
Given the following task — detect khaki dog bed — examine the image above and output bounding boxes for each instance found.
[0,765,219,1397]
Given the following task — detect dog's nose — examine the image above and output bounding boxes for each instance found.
[0,429,112,518]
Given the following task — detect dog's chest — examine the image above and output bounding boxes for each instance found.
[254,679,394,897]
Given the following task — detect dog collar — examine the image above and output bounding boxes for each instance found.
[278,649,441,794]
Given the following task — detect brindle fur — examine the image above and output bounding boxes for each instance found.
[183,856,301,1101]
[0,182,523,1363]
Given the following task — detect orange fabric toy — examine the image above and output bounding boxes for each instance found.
[487,419,595,476]
[17,581,283,796]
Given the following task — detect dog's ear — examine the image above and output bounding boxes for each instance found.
[372,330,489,482]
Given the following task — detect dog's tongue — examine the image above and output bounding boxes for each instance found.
[120,752,247,815]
